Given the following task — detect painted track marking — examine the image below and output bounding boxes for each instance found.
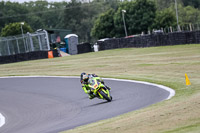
[0,113,5,128]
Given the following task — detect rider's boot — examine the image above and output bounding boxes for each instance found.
[89,94,95,99]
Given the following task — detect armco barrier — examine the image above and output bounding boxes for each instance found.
[0,51,48,64]
[0,50,60,64]
[77,43,92,54]
[97,31,200,51]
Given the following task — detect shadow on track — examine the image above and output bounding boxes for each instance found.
[87,99,116,108]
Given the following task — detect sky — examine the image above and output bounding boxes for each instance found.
[1,0,71,3]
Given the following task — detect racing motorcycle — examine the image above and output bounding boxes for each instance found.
[88,77,112,102]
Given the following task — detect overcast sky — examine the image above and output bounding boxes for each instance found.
[1,0,71,3]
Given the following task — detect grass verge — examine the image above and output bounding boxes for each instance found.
[0,44,199,133]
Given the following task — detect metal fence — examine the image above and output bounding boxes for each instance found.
[0,30,50,56]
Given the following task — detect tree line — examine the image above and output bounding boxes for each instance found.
[0,0,200,42]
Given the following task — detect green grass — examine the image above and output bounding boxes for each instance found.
[164,122,200,133]
[0,44,200,133]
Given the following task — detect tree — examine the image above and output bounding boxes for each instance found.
[61,0,114,42]
[179,6,200,25]
[182,0,200,9]
[102,0,120,10]
[113,1,131,37]
[61,0,87,42]
[1,22,33,37]
[153,8,177,29]
[164,3,200,27]
[154,0,184,10]
[114,0,156,37]
[0,1,29,32]
[91,9,116,39]
[0,1,68,32]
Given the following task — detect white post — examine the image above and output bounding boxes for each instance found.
[175,0,180,31]
[20,22,26,52]
[122,10,128,37]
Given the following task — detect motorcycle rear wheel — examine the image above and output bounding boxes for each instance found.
[99,90,112,102]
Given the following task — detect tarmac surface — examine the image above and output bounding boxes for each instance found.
[0,77,172,133]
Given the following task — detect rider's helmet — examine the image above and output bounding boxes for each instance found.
[80,72,89,83]
[82,74,89,83]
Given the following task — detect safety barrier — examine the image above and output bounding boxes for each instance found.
[97,31,200,50]
[0,51,48,64]
[77,43,92,54]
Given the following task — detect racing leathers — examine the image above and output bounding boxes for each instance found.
[81,74,109,99]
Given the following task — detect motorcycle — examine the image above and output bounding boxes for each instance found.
[88,77,112,102]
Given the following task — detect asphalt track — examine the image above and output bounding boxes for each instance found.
[0,76,174,133]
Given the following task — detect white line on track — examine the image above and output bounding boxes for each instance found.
[103,78,175,100]
[0,113,5,128]
[0,76,175,128]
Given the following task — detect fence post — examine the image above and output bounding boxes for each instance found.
[0,40,2,56]
[190,23,192,31]
[0,43,1,55]
[27,32,34,52]
[6,40,11,55]
[170,26,173,32]
[43,30,50,51]
[22,36,27,52]
[14,37,20,54]
[37,33,42,50]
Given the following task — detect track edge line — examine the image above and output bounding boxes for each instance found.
[0,113,5,128]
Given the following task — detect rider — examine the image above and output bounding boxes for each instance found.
[80,72,110,99]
